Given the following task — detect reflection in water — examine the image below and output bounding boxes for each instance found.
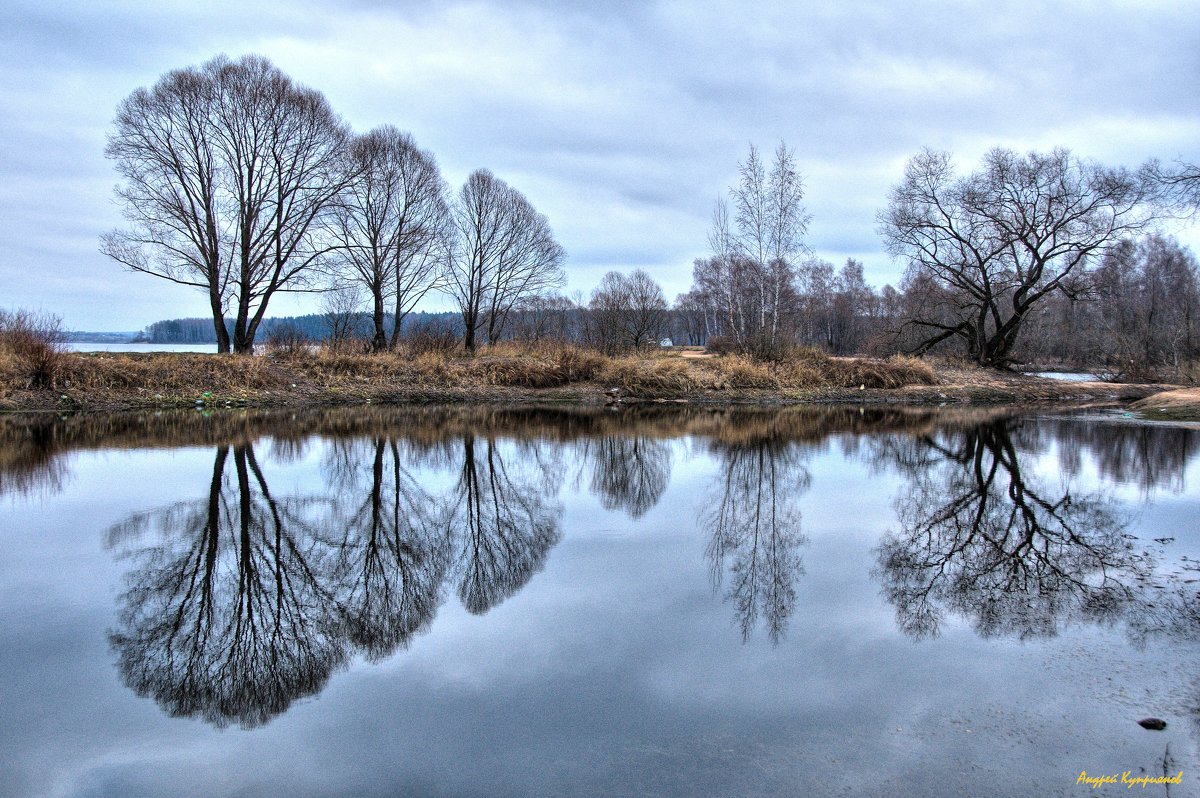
[108,445,345,728]
[321,437,451,660]
[4,405,1194,731]
[107,432,562,727]
[702,434,810,642]
[872,420,1151,640]
[1050,419,1200,495]
[452,434,562,614]
[0,419,70,498]
[581,435,672,519]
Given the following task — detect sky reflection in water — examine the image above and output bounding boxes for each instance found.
[1,406,1199,797]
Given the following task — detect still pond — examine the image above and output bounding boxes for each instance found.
[1,404,1198,797]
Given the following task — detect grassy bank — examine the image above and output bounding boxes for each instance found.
[0,340,1178,413]
[1129,388,1200,421]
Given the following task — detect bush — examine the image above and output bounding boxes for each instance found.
[400,329,460,357]
[0,309,65,389]
[263,324,312,358]
[704,335,738,355]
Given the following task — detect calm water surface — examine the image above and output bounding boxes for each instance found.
[2,405,1199,797]
[65,343,218,353]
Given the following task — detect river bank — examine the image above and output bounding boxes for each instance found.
[0,346,1184,415]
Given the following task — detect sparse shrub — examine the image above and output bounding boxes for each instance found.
[401,329,460,357]
[263,324,312,358]
[0,309,65,389]
[704,335,738,355]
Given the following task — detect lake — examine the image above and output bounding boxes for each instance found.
[65,342,218,354]
[1,404,1198,797]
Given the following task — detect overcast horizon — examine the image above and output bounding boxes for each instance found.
[2,1,1198,332]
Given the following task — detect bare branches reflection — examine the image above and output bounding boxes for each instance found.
[10,405,1196,728]
[108,444,345,728]
[320,437,452,660]
[106,431,562,727]
[451,434,562,614]
[871,420,1156,640]
[702,432,811,642]
[580,434,672,519]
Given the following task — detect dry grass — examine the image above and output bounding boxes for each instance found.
[468,345,607,388]
[702,354,780,389]
[0,337,955,411]
[771,349,936,390]
[598,356,699,394]
[0,309,65,390]
[1129,388,1200,420]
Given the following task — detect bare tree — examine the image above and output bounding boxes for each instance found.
[1092,233,1200,376]
[444,170,565,352]
[104,54,352,353]
[703,142,810,356]
[670,290,712,346]
[320,282,367,350]
[1145,158,1200,215]
[102,65,231,350]
[879,147,1157,367]
[508,292,580,342]
[326,126,449,351]
[587,269,668,352]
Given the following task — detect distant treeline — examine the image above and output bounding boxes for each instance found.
[65,331,140,343]
[141,312,463,344]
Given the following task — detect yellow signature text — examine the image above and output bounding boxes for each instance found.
[1077,770,1184,789]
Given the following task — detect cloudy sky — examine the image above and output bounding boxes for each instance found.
[1,0,1198,331]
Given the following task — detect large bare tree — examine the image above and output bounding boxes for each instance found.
[326,126,449,351]
[103,55,351,353]
[444,169,565,352]
[879,147,1157,368]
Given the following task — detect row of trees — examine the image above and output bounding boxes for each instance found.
[105,56,1198,370]
[673,144,1198,371]
[104,54,565,354]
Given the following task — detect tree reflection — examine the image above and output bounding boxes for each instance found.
[322,437,452,660]
[703,438,810,642]
[873,421,1149,640]
[107,430,563,727]
[108,444,344,728]
[583,435,672,518]
[451,434,562,614]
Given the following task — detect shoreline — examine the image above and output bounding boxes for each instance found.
[0,350,1190,418]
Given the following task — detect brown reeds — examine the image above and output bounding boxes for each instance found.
[0,309,65,390]
[2,334,949,410]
